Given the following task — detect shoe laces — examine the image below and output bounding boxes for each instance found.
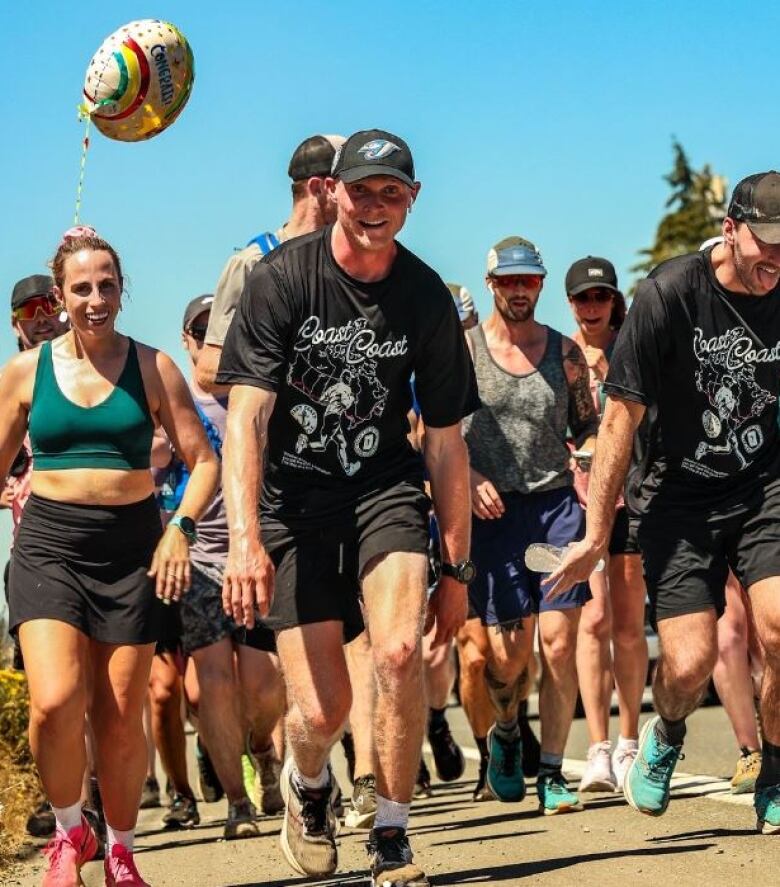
[541,770,569,794]
[368,827,411,867]
[496,734,519,776]
[644,741,682,784]
[354,774,377,802]
[587,741,612,761]
[430,721,457,751]
[299,787,331,835]
[43,833,72,867]
[108,846,141,881]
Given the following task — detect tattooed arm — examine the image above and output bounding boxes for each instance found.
[562,337,600,450]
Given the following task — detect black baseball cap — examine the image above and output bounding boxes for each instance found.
[565,257,621,296]
[182,294,214,330]
[288,135,345,182]
[331,129,415,188]
[12,274,54,310]
[728,172,780,244]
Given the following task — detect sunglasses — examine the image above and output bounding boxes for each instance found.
[12,294,61,321]
[569,289,614,304]
[187,325,208,342]
[490,274,544,289]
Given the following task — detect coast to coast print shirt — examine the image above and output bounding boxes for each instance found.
[217,226,480,526]
[605,246,780,516]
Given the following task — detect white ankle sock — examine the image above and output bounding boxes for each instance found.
[52,801,82,836]
[374,795,410,830]
[617,735,638,751]
[106,824,134,853]
[294,763,329,791]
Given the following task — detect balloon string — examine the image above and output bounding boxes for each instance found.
[73,114,92,225]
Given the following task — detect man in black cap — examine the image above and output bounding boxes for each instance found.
[11,274,68,351]
[548,171,780,834]
[217,129,479,886]
[196,134,345,391]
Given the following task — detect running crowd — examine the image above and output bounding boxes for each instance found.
[3,130,780,887]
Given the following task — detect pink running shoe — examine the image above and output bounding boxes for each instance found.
[104,844,150,887]
[41,816,98,886]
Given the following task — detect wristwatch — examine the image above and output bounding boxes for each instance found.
[440,560,477,584]
[169,515,197,543]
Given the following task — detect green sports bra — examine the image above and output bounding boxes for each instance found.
[29,339,154,471]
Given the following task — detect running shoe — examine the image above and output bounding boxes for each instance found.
[580,741,617,792]
[473,754,495,802]
[41,815,98,887]
[104,844,150,887]
[341,730,357,785]
[732,748,762,795]
[26,799,56,838]
[139,776,161,810]
[755,784,780,834]
[518,703,541,778]
[486,725,525,802]
[279,757,338,876]
[223,797,260,840]
[245,739,284,815]
[345,774,377,829]
[611,742,638,791]
[367,826,429,887]
[624,715,682,816]
[537,770,583,815]
[162,793,200,829]
[413,758,433,799]
[195,734,224,803]
[427,718,465,782]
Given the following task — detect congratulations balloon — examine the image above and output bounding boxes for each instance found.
[82,19,194,142]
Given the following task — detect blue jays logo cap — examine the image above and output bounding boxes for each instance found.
[487,237,547,277]
[331,129,415,188]
[728,171,780,244]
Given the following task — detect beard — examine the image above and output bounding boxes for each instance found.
[496,299,533,324]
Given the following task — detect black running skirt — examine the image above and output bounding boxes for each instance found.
[9,493,164,645]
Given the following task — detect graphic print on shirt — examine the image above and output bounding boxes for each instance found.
[689,326,778,476]
[285,315,408,476]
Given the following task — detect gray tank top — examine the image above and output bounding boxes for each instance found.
[463,324,572,494]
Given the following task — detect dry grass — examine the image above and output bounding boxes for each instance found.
[0,668,39,872]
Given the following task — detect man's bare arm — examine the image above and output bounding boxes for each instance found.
[195,344,224,393]
[423,424,471,646]
[222,384,277,627]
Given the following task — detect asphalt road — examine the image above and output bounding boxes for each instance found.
[9,702,780,887]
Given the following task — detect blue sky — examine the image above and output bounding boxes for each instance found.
[1,1,778,556]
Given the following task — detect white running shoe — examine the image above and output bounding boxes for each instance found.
[612,742,638,791]
[580,741,617,792]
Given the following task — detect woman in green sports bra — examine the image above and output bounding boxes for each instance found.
[0,232,219,885]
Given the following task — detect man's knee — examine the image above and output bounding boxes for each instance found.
[580,601,611,642]
[291,691,351,743]
[658,646,716,695]
[373,636,422,688]
[541,630,577,673]
[30,686,87,735]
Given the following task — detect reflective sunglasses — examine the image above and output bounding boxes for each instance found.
[569,289,614,304]
[12,294,61,321]
[490,274,544,289]
[187,325,208,342]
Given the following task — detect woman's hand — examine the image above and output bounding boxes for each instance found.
[148,524,191,604]
[470,468,505,520]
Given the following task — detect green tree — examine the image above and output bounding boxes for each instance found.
[632,141,726,287]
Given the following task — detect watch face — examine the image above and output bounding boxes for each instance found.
[459,561,477,583]
[179,517,196,535]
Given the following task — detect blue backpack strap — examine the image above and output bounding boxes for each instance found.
[246,231,280,255]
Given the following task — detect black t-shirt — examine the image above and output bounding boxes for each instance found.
[217,226,480,525]
[605,247,780,515]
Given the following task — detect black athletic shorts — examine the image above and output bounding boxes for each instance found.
[638,477,780,624]
[180,564,277,655]
[259,481,430,637]
[608,507,641,556]
[9,493,165,645]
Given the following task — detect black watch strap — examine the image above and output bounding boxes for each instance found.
[440,560,477,584]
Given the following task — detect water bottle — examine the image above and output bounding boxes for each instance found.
[524,543,605,574]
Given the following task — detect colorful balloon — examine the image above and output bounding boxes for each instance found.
[82,19,194,142]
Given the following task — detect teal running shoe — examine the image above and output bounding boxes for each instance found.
[755,785,780,834]
[537,770,583,815]
[486,725,525,802]
[624,716,682,816]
